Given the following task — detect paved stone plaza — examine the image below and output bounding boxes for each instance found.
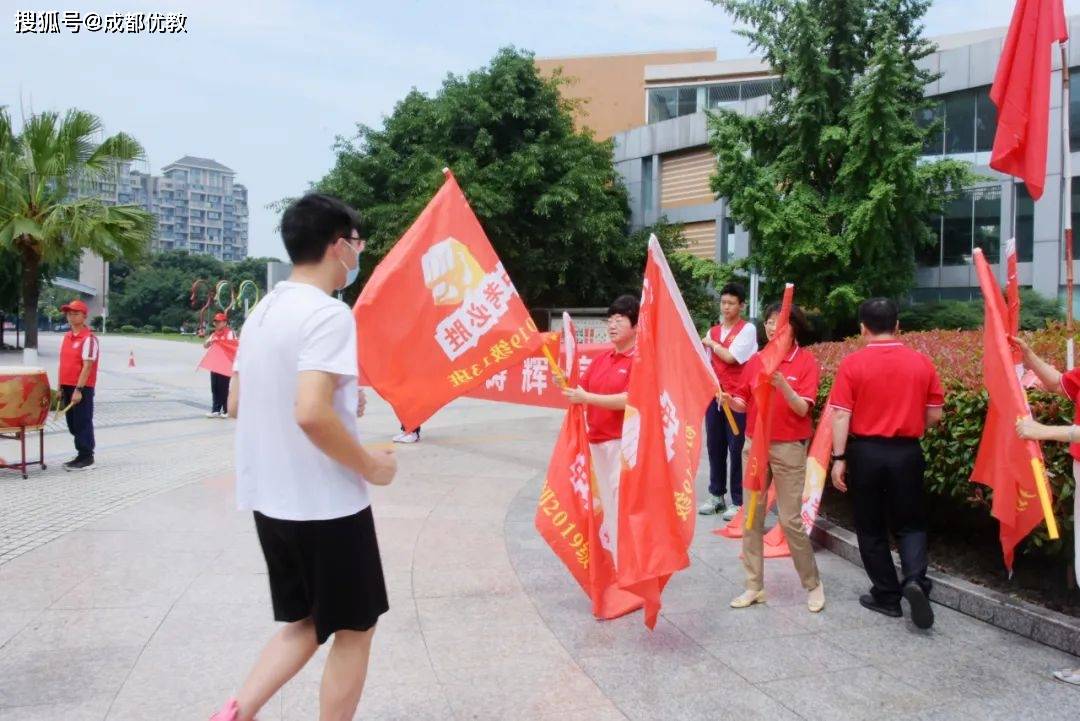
[0,334,1077,720]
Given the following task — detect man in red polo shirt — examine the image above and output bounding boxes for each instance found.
[722,303,825,613]
[699,283,758,520]
[58,299,100,471]
[563,294,638,563]
[830,298,943,629]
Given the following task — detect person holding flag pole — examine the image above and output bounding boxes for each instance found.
[1013,338,1080,686]
[562,295,640,564]
[719,300,825,612]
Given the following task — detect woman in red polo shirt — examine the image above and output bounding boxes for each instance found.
[562,294,638,564]
[1013,335,1080,687]
[720,303,825,613]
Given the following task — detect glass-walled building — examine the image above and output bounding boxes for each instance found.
[612,22,1080,311]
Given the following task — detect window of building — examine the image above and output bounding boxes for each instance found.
[974,87,998,152]
[944,92,976,154]
[647,86,699,122]
[973,186,1002,263]
[1070,67,1080,151]
[1014,184,1035,262]
[942,191,975,265]
[706,83,740,108]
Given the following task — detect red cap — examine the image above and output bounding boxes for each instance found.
[213,312,228,322]
[61,299,89,314]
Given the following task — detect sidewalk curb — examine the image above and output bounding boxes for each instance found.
[810,517,1080,657]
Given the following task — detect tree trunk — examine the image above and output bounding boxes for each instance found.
[19,240,41,351]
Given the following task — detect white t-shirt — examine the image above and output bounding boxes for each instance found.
[717,322,758,364]
[233,281,369,521]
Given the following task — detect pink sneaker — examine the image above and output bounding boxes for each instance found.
[209,699,239,721]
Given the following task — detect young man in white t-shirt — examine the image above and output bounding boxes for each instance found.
[209,193,397,721]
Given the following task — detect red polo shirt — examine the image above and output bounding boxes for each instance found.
[733,345,820,442]
[830,339,944,438]
[59,328,100,388]
[1058,369,1080,461]
[580,346,635,443]
[708,319,752,391]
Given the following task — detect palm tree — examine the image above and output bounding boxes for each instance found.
[0,107,154,358]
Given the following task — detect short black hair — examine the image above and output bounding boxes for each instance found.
[859,297,899,334]
[608,294,640,327]
[763,302,809,341]
[719,282,747,304]
[280,193,362,265]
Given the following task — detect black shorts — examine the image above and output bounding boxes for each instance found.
[254,506,389,644]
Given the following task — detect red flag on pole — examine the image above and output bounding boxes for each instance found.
[353,169,544,430]
[198,339,238,377]
[800,401,834,534]
[535,313,643,619]
[615,236,718,629]
[989,0,1068,199]
[971,248,1059,572]
[742,283,795,529]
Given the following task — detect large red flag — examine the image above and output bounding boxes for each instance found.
[742,284,795,527]
[800,401,834,534]
[971,248,1058,572]
[198,339,238,377]
[535,314,643,619]
[990,0,1068,199]
[616,235,718,629]
[353,170,544,429]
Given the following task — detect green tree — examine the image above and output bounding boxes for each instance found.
[316,47,639,308]
[108,251,273,329]
[707,0,972,332]
[0,108,154,351]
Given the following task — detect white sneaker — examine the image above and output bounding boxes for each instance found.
[217,411,229,419]
[394,431,420,444]
[721,505,741,522]
[205,411,219,418]
[697,494,726,516]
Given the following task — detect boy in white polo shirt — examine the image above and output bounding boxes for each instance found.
[209,194,397,721]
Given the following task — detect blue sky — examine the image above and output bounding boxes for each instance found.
[3,0,1025,259]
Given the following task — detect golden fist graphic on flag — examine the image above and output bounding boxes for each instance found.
[421,237,484,306]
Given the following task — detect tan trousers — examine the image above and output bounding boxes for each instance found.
[741,439,821,592]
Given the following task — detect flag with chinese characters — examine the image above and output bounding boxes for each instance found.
[354,169,544,429]
[743,283,795,496]
[536,314,643,619]
[616,235,718,629]
[971,247,1054,572]
[800,401,834,533]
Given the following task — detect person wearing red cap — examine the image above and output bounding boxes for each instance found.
[204,312,237,418]
[58,299,99,470]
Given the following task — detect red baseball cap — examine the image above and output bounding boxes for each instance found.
[61,299,89,314]
[213,312,228,322]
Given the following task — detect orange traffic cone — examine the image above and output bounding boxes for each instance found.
[762,523,791,558]
[128,351,135,368]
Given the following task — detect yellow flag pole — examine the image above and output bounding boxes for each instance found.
[716,388,740,436]
[541,343,569,390]
[1029,455,1059,539]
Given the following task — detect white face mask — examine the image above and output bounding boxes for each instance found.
[337,240,362,290]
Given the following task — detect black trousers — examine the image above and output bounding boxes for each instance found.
[848,437,930,606]
[61,385,95,458]
[210,372,230,413]
[705,402,746,505]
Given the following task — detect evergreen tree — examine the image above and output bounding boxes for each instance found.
[708,0,972,330]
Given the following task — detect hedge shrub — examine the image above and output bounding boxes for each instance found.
[160,326,177,334]
[809,324,1076,560]
[140,324,155,334]
[120,325,138,334]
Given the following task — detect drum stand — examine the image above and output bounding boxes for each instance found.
[0,425,46,480]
